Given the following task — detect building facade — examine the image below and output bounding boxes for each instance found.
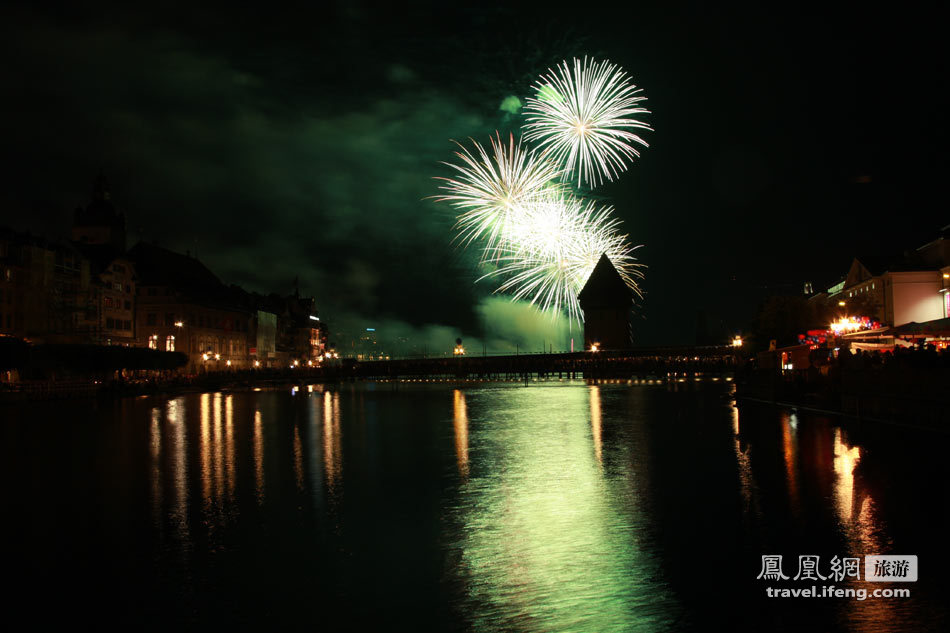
[129,242,255,371]
[807,225,950,329]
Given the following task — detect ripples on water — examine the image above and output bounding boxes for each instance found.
[2,382,947,631]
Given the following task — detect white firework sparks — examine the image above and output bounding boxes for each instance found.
[433,133,563,254]
[523,57,652,188]
[482,194,643,322]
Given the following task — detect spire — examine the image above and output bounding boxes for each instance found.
[72,171,125,251]
[93,170,110,201]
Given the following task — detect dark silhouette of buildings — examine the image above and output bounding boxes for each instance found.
[1,175,328,372]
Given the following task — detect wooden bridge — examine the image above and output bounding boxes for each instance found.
[349,345,741,381]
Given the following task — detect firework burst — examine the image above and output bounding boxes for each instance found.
[432,56,651,323]
[524,57,652,188]
[433,133,563,254]
[482,193,643,322]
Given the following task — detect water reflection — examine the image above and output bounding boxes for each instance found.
[323,391,342,494]
[150,407,162,531]
[736,406,890,556]
[782,411,801,519]
[589,385,603,466]
[293,425,304,492]
[225,395,235,499]
[167,398,189,540]
[833,428,861,526]
[213,393,224,504]
[450,386,675,632]
[200,393,211,503]
[731,404,759,519]
[831,428,885,557]
[452,390,469,480]
[254,409,264,504]
[41,383,941,630]
[149,398,190,547]
[730,401,933,631]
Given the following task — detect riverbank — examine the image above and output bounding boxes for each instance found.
[736,365,950,431]
[0,368,346,403]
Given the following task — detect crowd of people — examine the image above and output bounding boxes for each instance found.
[836,343,950,371]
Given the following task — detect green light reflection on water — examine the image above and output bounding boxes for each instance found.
[449,384,676,633]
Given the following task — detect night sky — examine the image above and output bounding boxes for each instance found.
[2,2,947,349]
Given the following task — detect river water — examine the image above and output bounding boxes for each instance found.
[2,381,947,631]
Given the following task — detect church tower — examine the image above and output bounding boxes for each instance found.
[72,173,127,252]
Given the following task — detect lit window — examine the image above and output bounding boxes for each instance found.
[148,335,158,350]
[166,335,175,352]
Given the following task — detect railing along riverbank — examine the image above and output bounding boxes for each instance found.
[736,353,950,430]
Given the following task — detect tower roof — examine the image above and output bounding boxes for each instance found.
[578,254,633,309]
[74,172,125,229]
